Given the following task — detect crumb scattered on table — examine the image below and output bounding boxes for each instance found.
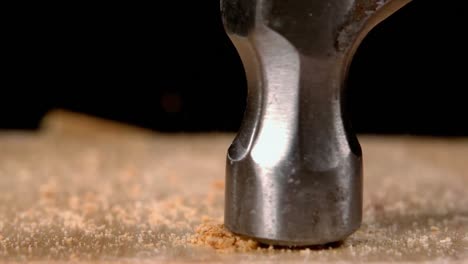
[0,113,467,263]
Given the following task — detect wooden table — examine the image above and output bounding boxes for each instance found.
[0,110,467,263]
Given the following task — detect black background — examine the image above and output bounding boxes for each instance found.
[2,0,467,136]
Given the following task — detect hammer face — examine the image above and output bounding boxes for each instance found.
[225,147,363,246]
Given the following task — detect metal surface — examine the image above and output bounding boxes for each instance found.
[222,0,411,246]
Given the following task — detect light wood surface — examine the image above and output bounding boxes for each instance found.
[0,110,467,263]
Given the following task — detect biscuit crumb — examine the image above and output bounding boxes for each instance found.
[440,237,452,244]
[190,220,259,252]
[211,180,225,190]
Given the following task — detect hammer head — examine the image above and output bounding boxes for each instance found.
[221,0,411,246]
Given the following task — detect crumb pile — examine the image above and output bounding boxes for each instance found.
[0,113,467,262]
[190,220,259,252]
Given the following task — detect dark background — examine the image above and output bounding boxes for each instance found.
[2,0,467,136]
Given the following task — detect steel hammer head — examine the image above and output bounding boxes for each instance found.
[221,0,411,246]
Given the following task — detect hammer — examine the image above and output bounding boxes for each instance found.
[221,0,411,246]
